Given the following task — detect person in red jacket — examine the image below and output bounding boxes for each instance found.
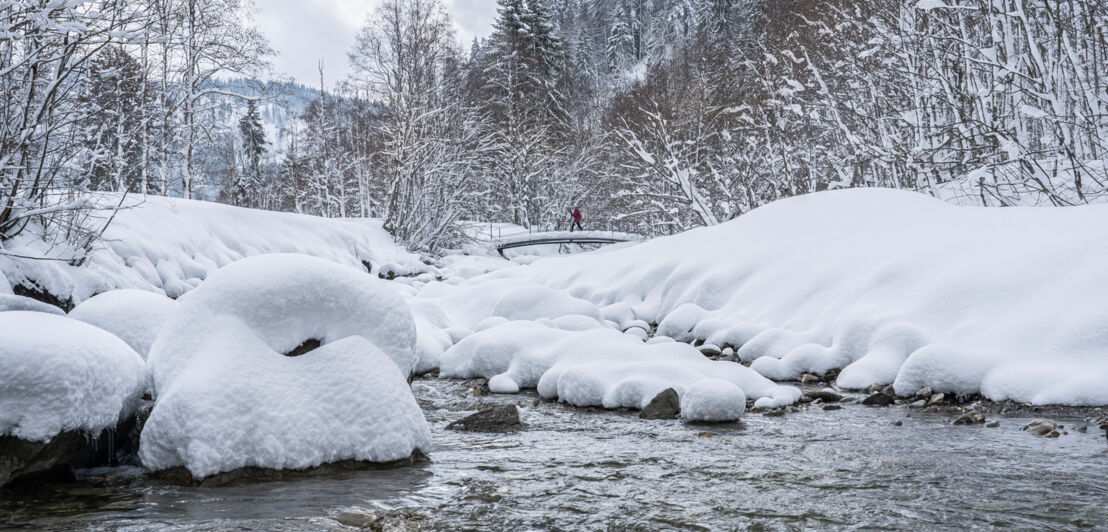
[570,206,583,232]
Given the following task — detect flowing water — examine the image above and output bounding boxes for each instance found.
[2,378,1107,531]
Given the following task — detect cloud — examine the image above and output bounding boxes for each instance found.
[446,0,498,44]
[256,0,496,86]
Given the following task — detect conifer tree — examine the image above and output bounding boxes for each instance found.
[235,100,267,207]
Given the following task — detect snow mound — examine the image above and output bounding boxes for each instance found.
[0,294,64,315]
[417,281,601,331]
[440,321,799,420]
[0,312,146,441]
[0,194,429,305]
[141,254,429,478]
[420,188,1108,406]
[681,379,747,422]
[68,289,178,359]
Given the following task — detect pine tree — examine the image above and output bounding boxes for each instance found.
[481,0,576,227]
[79,47,148,192]
[235,99,267,207]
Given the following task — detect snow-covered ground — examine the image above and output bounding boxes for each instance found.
[413,188,1108,407]
[0,194,428,305]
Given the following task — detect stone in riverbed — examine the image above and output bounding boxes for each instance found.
[909,399,927,408]
[640,388,680,420]
[799,373,821,384]
[822,404,842,411]
[953,411,985,425]
[0,432,84,487]
[804,391,843,403]
[926,393,945,406]
[447,405,521,432]
[333,507,378,529]
[914,387,933,399]
[371,508,427,531]
[1022,419,1058,437]
[985,420,999,428]
[861,392,895,406]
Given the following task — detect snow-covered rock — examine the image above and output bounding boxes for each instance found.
[0,294,64,315]
[0,312,146,441]
[68,289,178,359]
[440,320,799,420]
[140,254,430,479]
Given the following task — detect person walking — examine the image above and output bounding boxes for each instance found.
[570,206,584,232]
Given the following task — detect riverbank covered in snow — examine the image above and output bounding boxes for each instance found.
[411,188,1108,407]
[0,194,429,307]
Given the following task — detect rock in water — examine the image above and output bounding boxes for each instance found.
[640,388,681,420]
[0,432,85,487]
[953,411,986,425]
[371,508,427,532]
[861,392,895,406]
[1022,419,1058,437]
[447,405,521,432]
[804,391,843,403]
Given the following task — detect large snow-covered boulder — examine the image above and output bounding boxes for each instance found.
[440,320,799,420]
[0,312,146,441]
[68,289,179,359]
[140,254,430,479]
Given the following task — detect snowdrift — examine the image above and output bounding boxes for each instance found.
[0,312,146,441]
[68,289,178,359]
[416,188,1108,406]
[441,321,798,419]
[140,255,430,479]
[0,194,427,304]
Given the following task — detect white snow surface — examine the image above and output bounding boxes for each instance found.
[68,289,179,359]
[0,194,428,305]
[439,321,798,419]
[416,189,1108,406]
[141,254,429,478]
[0,312,146,441]
[0,294,65,315]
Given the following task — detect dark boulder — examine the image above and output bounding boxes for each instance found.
[0,432,86,488]
[804,391,843,403]
[640,388,680,420]
[447,405,521,432]
[861,392,895,406]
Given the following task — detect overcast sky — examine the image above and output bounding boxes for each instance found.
[255,0,497,87]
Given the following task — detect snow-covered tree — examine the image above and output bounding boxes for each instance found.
[234,99,267,207]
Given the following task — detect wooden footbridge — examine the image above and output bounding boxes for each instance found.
[494,230,640,257]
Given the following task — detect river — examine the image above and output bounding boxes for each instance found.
[2,378,1106,530]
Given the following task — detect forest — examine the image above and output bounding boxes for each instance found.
[2,0,1107,252]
